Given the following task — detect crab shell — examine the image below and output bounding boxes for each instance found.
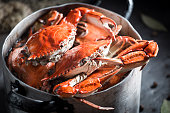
[25,21,76,65]
[76,7,117,44]
[8,46,55,88]
[42,39,112,81]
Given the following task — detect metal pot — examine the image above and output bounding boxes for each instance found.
[1,2,142,113]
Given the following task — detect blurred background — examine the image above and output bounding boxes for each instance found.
[0,0,170,113]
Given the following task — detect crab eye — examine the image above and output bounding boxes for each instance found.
[60,44,63,48]
[108,24,115,29]
[104,45,107,48]
[82,58,87,64]
[79,58,88,66]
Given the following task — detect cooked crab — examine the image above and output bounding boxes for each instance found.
[52,36,158,98]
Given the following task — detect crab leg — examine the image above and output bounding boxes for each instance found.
[51,52,124,95]
[47,10,63,26]
[52,57,123,97]
[98,72,127,91]
[75,97,114,110]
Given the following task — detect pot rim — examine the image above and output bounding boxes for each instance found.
[1,2,141,97]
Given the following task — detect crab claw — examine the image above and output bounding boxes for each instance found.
[104,38,158,75]
[53,57,124,98]
[53,66,122,98]
[53,73,88,98]
[74,66,122,97]
[144,41,159,57]
[117,40,159,72]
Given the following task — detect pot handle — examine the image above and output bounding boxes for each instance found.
[8,81,74,113]
[124,0,133,19]
[91,0,134,19]
[90,0,102,6]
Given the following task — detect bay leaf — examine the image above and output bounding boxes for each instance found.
[161,99,170,113]
[141,14,168,32]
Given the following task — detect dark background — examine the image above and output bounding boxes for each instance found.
[0,0,170,113]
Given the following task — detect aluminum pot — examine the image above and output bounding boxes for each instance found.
[1,3,142,113]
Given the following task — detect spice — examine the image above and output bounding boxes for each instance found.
[150,81,158,89]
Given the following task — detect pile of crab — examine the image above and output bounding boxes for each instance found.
[8,7,158,110]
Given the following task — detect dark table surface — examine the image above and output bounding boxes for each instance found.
[0,0,170,113]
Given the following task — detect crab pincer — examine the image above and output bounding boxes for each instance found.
[108,37,159,73]
[53,66,122,97]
